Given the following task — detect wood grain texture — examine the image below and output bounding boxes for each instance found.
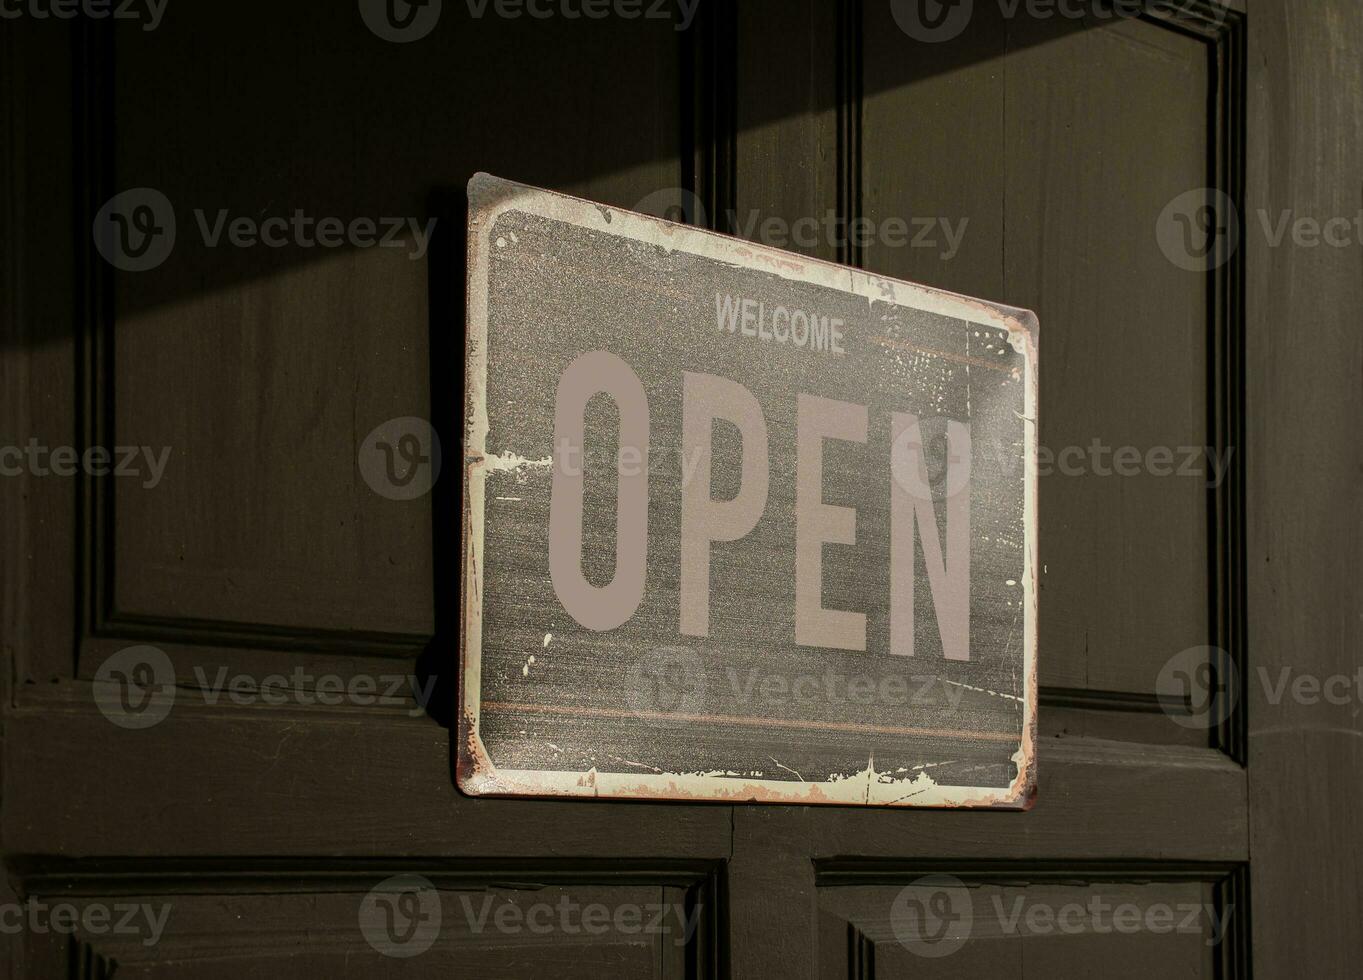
[1,708,1241,859]
[860,7,1224,705]
[1003,15,1212,697]
[0,19,82,694]
[733,0,840,262]
[85,2,686,661]
[2,0,1326,975]
[1,705,732,859]
[861,0,1006,298]
[818,878,1220,978]
[1246,0,1363,975]
[20,880,701,978]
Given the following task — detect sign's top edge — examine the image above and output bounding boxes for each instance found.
[467,172,1039,360]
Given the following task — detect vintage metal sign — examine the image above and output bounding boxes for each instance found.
[460,174,1037,808]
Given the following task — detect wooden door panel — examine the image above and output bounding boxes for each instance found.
[733,0,840,262]
[724,6,1246,975]
[3,12,733,976]
[1247,1,1363,975]
[818,879,1224,978]
[1004,16,1212,699]
[862,9,1213,701]
[98,1,684,650]
[726,737,1246,974]
[861,0,1007,297]
[24,883,701,978]
[14,0,1343,976]
[1,712,735,860]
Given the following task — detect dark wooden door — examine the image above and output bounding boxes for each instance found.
[1,0,1357,976]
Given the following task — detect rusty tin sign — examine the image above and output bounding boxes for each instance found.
[460,174,1038,808]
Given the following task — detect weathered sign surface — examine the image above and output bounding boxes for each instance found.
[460,174,1038,808]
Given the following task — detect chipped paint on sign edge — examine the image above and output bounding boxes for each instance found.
[459,172,1038,810]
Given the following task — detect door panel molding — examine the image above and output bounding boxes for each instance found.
[57,12,704,686]
[17,860,724,979]
[682,0,737,236]
[1031,4,1246,764]
[68,20,434,679]
[816,861,1250,979]
[837,0,865,270]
